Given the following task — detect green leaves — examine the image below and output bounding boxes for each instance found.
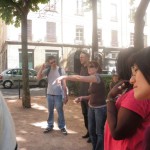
[0,0,49,27]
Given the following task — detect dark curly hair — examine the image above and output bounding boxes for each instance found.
[46,56,56,62]
[88,61,102,73]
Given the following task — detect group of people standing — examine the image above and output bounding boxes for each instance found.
[1,46,150,150]
[37,47,150,150]
[57,52,107,150]
[37,51,107,149]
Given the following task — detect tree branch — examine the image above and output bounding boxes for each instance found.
[10,0,23,14]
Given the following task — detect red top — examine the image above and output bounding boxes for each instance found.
[104,90,150,150]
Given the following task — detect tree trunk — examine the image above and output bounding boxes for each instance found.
[134,0,150,50]
[21,14,31,108]
[92,0,98,60]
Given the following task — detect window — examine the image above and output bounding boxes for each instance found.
[97,0,102,19]
[75,26,84,43]
[98,29,102,45]
[144,35,147,47]
[19,50,34,69]
[112,53,117,59]
[76,0,83,15]
[27,20,32,41]
[111,4,117,21]
[144,13,147,25]
[45,0,56,12]
[46,22,56,42]
[12,69,22,75]
[30,70,37,76]
[130,8,135,22]
[111,30,118,47]
[17,69,22,75]
[12,69,18,75]
[6,70,12,75]
[130,33,134,46]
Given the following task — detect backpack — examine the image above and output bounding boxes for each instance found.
[45,66,69,96]
[46,66,62,76]
[45,67,62,95]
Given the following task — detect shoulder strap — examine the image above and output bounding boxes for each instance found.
[46,67,62,76]
[58,67,62,75]
[46,67,51,76]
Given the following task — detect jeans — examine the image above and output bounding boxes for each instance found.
[46,94,65,129]
[88,106,107,150]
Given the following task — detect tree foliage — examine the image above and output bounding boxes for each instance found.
[0,0,48,27]
[0,0,49,108]
[83,0,92,11]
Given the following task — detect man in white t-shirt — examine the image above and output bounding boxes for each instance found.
[37,56,68,135]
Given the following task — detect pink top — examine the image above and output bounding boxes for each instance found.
[104,90,150,150]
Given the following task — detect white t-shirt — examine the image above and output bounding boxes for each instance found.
[46,66,66,95]
[0,92,17,150]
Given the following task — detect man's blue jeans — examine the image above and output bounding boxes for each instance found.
[46,94,65,129]
[88,106,107,150]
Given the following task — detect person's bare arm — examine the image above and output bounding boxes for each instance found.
[107,102,142,140]
[81,95,90,100]
[62,79,68,104]
[106,81,143,140]
[74,95,90,103]
[57,75,97,83]
[37,64,45,80]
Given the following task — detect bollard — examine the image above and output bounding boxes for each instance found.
[18,80,21,99]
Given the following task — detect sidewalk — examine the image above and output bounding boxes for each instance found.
[6,96,92,150]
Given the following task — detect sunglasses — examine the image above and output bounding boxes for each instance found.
[88,65,95,68]
[50,60,56,64]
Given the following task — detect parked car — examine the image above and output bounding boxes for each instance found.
[0,68,47,89]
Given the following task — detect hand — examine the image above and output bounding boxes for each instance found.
[63,97,68,104]
[107,80,130,99]
[55,76,66,84]
[74,97,82,104]
[41,63,46,70]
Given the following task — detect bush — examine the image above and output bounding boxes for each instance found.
[101,75,112,96]
[67,81,79,96]
[66,71,79,96]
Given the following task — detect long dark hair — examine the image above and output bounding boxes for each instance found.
[116,47,137,80]
[131,47,150,85]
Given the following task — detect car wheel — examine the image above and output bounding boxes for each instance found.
[3,81,13,89]
[39,80,47,88]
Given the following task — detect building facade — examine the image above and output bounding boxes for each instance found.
[0,0,150,73]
